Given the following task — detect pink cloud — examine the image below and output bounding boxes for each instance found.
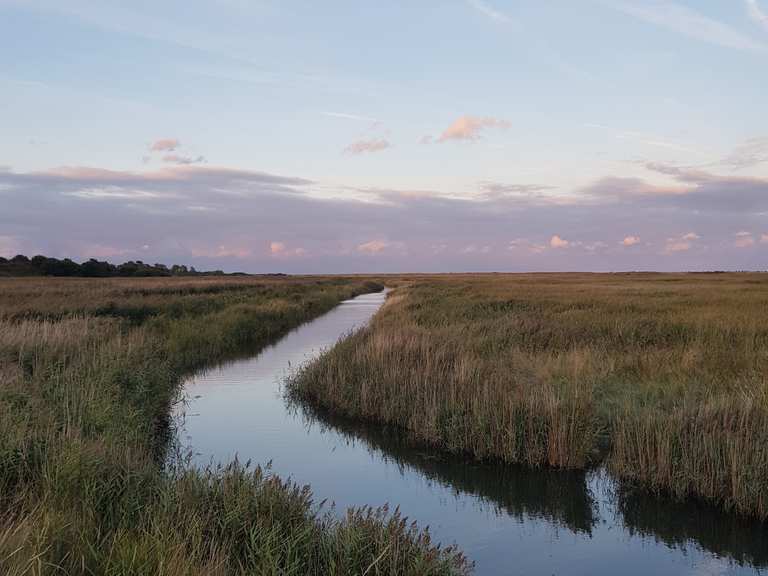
[269,241,306,257]
[664,232,700,254]
[734,231,755,248]
[357,240,389,253]
[550,235,570,248]
[437,115,510,142]
[344,139,391,155]
[622,235,641,246]
[151,138,180,152]
[761,234,768,244]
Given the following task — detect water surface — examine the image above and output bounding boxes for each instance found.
[174,291,767,575]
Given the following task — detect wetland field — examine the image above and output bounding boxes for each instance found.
[2,273,768,575]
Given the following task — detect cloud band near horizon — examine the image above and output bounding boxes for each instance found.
[1,160,768,273]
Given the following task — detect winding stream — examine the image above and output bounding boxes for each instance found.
[173,291,767,575]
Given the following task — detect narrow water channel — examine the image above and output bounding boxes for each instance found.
[173,291,767,576]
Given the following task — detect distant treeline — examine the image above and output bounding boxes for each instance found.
[0,254,240,277]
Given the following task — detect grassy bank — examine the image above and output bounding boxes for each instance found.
[0,276,470,575]
[288,273,768,519]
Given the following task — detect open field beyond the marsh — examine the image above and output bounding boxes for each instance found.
[289,273,768,520]
[0,276,469,576]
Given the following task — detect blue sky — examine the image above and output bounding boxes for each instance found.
[2,0,768,272]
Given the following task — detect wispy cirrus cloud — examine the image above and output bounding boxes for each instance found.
[721,137,768,169]
[610,1,768,52]
[437,116,510,142]
[323,111,379,123]
[746,0,768,31]
[466,0,514,24]
[479,181,554,200]
[148,139,206,164]
[584,122,709,157]
[162,154,207,165]
[65,186,166,200]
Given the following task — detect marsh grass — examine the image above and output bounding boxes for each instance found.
[288,273,768,519]
[0,276,469,575]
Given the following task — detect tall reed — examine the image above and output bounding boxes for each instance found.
[288,273,768,519]
[0,276,470,575]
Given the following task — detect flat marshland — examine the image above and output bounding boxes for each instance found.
[288,273,768,520]
[0,276,469,575]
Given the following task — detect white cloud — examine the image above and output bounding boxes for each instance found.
[67,186,165,200]
[622,235,641,246]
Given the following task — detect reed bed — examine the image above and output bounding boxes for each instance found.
[0,276,469,575]
[288,273,768,519]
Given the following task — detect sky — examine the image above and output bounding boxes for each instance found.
[1,0,768,273]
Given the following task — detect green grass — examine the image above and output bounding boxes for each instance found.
[0,276,470,575]
[288,273,768,519]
